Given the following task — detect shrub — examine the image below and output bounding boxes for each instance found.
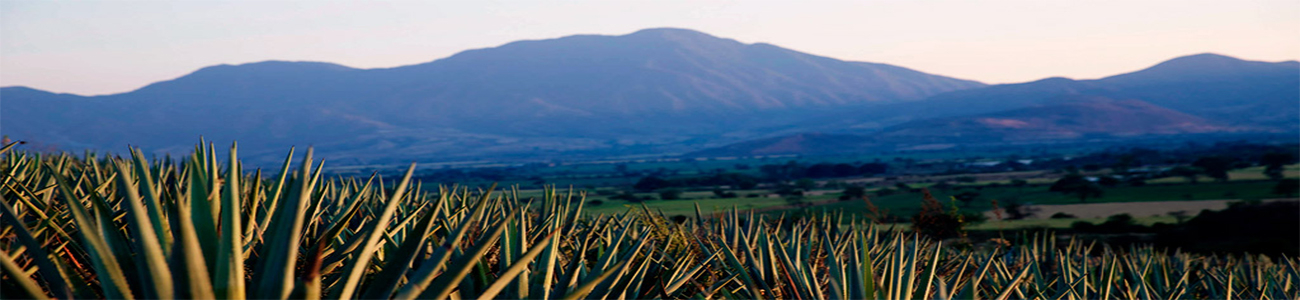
[1274,179,1299,197]
[1073,214,1148,233]
[712,188,737,198]
[839,185,867,201]
[594,189,618,196]
[1049,212,1076,219]
[657,189,683,200]
[911,189,965,239]
[610,191,640,201]
[1155,201,1300,256]
[875,188,898,197]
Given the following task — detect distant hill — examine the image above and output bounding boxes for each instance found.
[695,54,1299,157]
[688,97,1245,157]
[801,53,1299,132]
[686,132,874,157]
[1,28,983,163]
[5,28,1296,163]
[878,96,1236,142]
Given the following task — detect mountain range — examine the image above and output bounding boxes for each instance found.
[2,28,1296,165]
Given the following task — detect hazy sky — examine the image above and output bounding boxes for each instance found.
[3,1,1297,96]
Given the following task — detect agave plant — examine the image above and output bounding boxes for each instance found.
[0,141,1295,299]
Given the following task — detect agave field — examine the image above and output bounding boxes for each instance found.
[1,142,1296,300]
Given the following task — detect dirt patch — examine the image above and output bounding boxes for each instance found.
[987,198,1299,220]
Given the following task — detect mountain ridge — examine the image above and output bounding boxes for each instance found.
[1,28,986,164]
[693,53,1299,157]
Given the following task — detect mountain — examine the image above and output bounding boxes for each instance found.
[695,54,1299,157]
[803,53,1299,132]
[1,28,983,163]
[689,96,1243,157]
[878,97,1234,142]
[686,132,875,157]
[1095,53,1300,127]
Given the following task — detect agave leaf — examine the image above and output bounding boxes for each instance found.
[478,228,562,299]
[358,196,445,300]
[0,194,73,299]
[332,163,417,300]
[391,184,499,300]
[420,214,519,300]
[253,148,315,300]
[214,143,246,300]
[129,149,172,256]
[165,182,217,300]
[114,161,175,299]
[0,248,51,300]
[47,164,135,299]
[560,259,632,300]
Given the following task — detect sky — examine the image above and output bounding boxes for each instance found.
[2,1,1298,96]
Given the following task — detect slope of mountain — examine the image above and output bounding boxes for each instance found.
[690,96,1258,157]
[1,28,984,163]
[695,54,1299,157]
[687,132,875,157]
[878,97,1234,142]
[1095,54,1300,127]
[804,53,1299,132]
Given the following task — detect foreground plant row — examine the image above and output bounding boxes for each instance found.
[0,143,1295,299]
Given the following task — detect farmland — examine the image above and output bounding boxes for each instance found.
[2,143,1298,299]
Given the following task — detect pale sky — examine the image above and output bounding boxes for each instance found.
[2,0,1297,96]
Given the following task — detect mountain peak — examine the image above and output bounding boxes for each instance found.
[621,27,742,48]
[1147,53,1245,70]
[1100,52,1296,84]
[628,27,713,37]
[194,60,356,73]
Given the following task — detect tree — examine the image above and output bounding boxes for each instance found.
[831,163,858,177]
[1193,156,1236,182]
[712,188,737,198]
[657,189,683,200]
[1049,174,1103,202]
[953,191,980,207]
[794,178,817,191]
[1261,152,1296,181]
[633,176,670,192]
[1274,179,1299,197]
[806,163,836,178]
[840,185,867,201]
[783,194,808,207]
[1168,166,1201,184]
[858,163,888,175]
[611,190,642,202]
[1002,200,1033,220]
[1097,176,1121,187]
[911,190,964,239]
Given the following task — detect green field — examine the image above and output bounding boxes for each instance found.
[1147,164,1300,183]
[966,215,1179,230]
[546,178,1292,223]
[792,180,1281,217]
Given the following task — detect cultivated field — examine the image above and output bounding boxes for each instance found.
[1,144,1295,299]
